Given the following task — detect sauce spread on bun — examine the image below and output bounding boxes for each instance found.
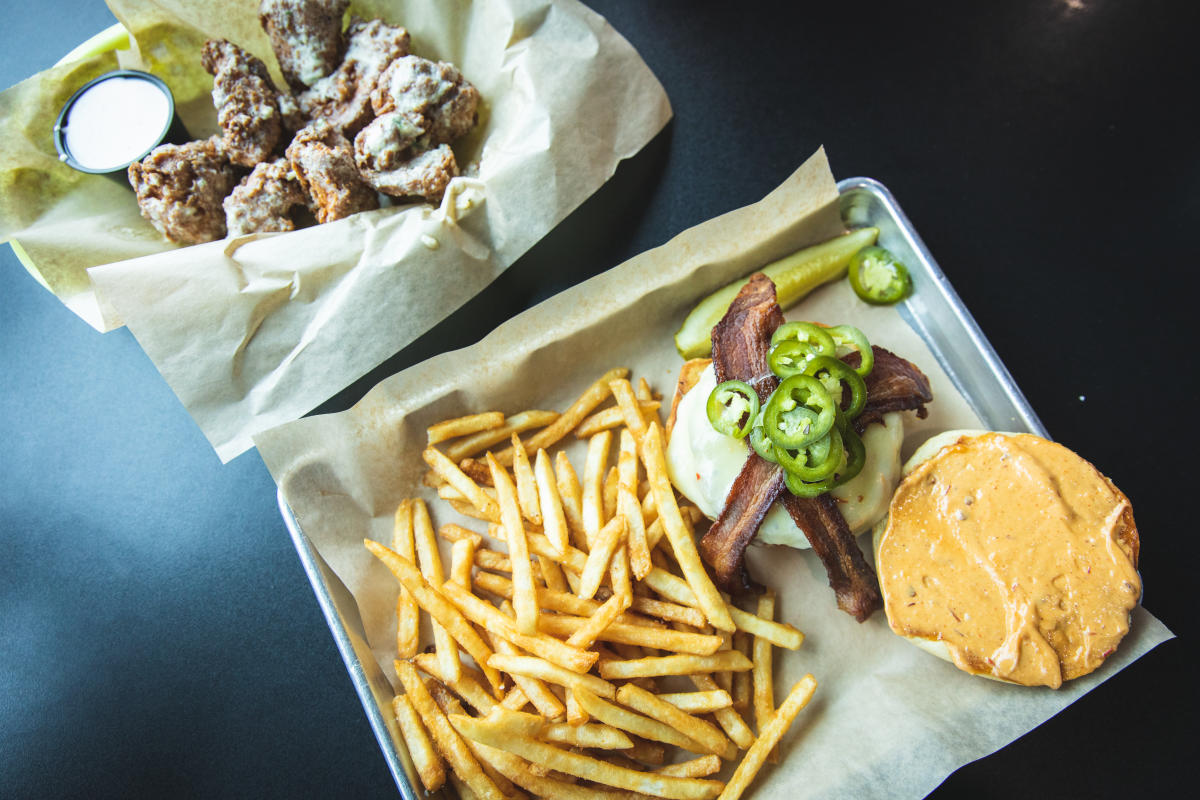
[876,431,1141,688]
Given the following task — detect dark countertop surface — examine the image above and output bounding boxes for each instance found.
[2,1,1194,797]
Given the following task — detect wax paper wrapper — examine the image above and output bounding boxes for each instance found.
[254,150,1172,799]
[1,0,671,462]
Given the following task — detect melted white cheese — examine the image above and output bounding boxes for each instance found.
[666,365,903,549]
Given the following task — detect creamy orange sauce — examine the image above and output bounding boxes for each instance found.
[877,433,1140,688]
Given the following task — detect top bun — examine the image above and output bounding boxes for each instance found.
[873,431,1140,688]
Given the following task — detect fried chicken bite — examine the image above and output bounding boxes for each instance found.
[259,0,349,92]
[223,158,310,236]
[371,55,480,147]
[128,137,239,244]
[286,119,379,223]
[299,17,411,137]
[275,90,310,135]
[354,112,458,203]
[201,39,282,167]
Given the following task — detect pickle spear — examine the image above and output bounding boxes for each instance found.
[673,227,879,359]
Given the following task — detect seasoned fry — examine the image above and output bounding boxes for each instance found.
[655,754,723,779]
[544,722,634,750]
[392,693,446,792]
[439,522,484,548]
[717,676,818,800]
[629,594,707,628]
[443,409,559,462]
[487,653,617,699]
[508,434,543,526]
[423,447,500,521]
[658,690,733,715]
[411,653,497,715]
[539,616,724,656]
[566,592,629,649]
[573,400,661,439]
[641,422,734,632]
[450,710,724,799]
[573,688,700,753]
[578,516,626,599]
[412,499,462,683]
[486,453,538,635]
[581,430,612,545]
[497,368,630,464]
[392,500,419,659]
[427,411,505,445]
[439,581,597,673]
[616,683,735,759]
[365,540,502,692]
[618,429,652,579]
[599,651,752,680]
[394,660,505,800]
[534,449,570,555]
[690,674,755,750]
[610,378,650,441]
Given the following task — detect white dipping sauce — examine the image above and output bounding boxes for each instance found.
[63,76,172,171]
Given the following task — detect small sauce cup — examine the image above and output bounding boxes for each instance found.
[53,69,191,185]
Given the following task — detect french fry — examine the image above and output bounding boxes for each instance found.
[470,740,629,800]
[392,693,446,792]
[450,710,724,800]
[731,631,752,714]
[565,592,629,649]
[573,688,700,753]
[486,653,617,700]
[603,464,621,522]
[609,543,633,605]
[599,651,752,680]
[394,660,505,800]
[610,378,650,441]
[752,590,777,763]
[641,422,734,632]
[392,500,420,659]
[717,676,818,800]
[617,683,735,759]
[637,377,656,403]
[578,516,626,600]
[365,541,502,693]
[497,368,629,464]
[538,616,724,656]
[489,624,565,719]
[623,736,668,766]
[629,595,707,628]
[474,548,513,574]
[450,538,476,588]
[655,754,722,779]
[427,411,506,445]
[533,449,570,556]
[573,400,661,439]
[443,409,559,462]
[500,684,531,711]
[439,523,484,548]
[411,653,497,715]
[486,453,538,635]
[412,499,462,683]
[425,680,524,799]
[618,429,652,580]
[439,581,597,673]
[657,690,733,715]
[473,570,650,627]
[565,689,588,726]
[509,434,543,526]
[729,606,804,651]
[690,675,755,750]
[554,451,588,549]
[423,447,500,522]
[581,430,612,545]
[544,722,634,750]
[457,457,495,487]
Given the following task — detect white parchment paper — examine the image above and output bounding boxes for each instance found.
[254,150,1172,799]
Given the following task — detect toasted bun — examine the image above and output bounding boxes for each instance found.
[874,430,1141,687]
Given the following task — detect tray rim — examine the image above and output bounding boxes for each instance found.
[277,175,1048,797]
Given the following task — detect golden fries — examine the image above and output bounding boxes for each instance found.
[717,676,818,800]
[427,411,505,445]
[369,368,817,800]
[392,693,446,792]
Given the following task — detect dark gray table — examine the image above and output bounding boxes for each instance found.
[2,1,1193,797]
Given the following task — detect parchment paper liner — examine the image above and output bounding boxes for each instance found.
[254,149,1172,799]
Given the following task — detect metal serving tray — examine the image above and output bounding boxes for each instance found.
[277,176,1047,798]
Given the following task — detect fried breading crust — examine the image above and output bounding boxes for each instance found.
[201,39,282,167]
[286,119,379,223]
[128,137,240,244]
[259,0,349,92]
[224,158,310,236]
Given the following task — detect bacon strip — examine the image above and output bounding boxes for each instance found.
[780,493,882,621]
[845,347,933,433]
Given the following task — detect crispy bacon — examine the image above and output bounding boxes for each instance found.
[712,272,783,405]
[780,493,881,621]
[844,347,933,433]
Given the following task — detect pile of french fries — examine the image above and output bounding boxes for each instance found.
[365,368,817,800]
